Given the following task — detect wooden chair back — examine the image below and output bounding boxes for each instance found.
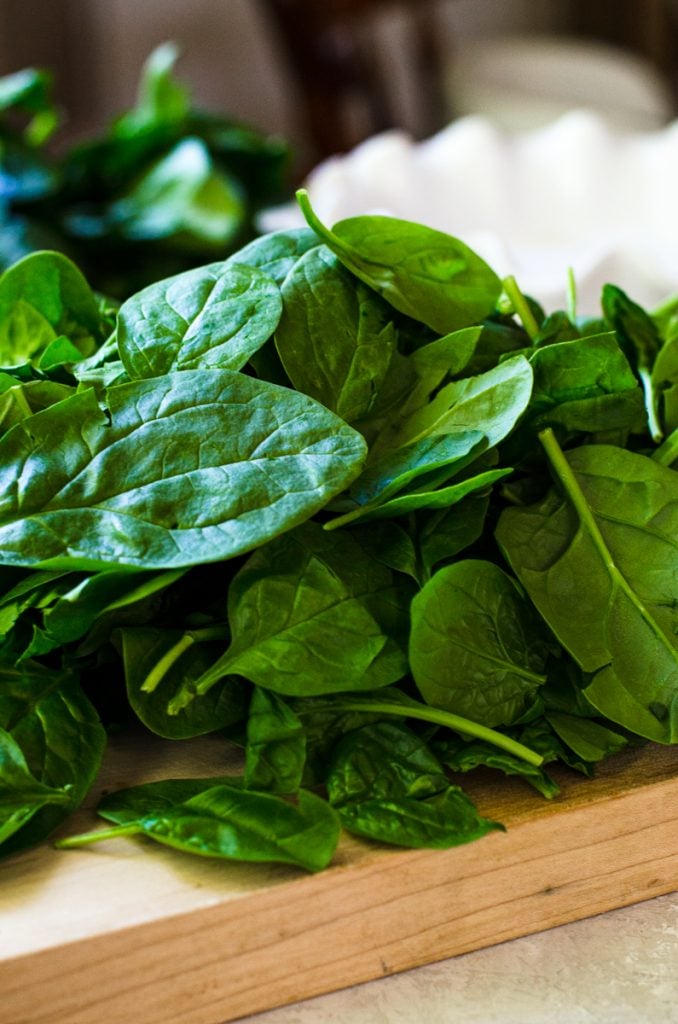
[261,0,448,162]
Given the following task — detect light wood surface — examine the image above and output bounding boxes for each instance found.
[2,731,677,1024]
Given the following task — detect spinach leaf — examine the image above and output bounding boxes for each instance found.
[51,569,183,641]
[436,738,560,799]
[0,727,71,845]
[0,67,59,149]
[418,494,490,580]
[244,688,306,794]
[496,431,678,742]
[122,625,246,739]
[602,284,663,441]
[653,427,678,468]
[275,246,396,423]
[335,786,502,849]
[117,261,282,377]
[326,721,502,849]
[523,333,645,436]
[291,688,544,767]
[117,41,189,134]
[407,326,481,393]
[410,560,550,727]
[0,370,367,569]
[325,356,532,528]
[297,190,501,334]
[59,777,341,872]
[349,521,420,583]
[545,712,628,763]
[170,522,412,708]
[229,227,320,285]
[0,378,74,435]
[342,429,485,509]
[327,465,510,526]
[378,354,533,454]
[0,251,103,364]
[516,718,595,776]
[652,333,678,435]
[326,722,449,805]
[0,662,105,855]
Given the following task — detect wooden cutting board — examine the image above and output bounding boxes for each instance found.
[2,731,678,1024]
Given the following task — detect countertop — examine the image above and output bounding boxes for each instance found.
[243,891,678,1024]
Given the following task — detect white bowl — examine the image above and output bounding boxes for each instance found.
[261,111,678,316]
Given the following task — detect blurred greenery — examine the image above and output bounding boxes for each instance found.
[0,43,290,298]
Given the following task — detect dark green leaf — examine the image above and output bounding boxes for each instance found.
[171,522,411,706]
[326,722,449,806]
[0,370,367,570]
[0,727,71,844]
[109,138,244,247]
[546,712,628,762]
[602,284,663,440]
[437,738,560,798]
[276,247,396,423]
[497,433,678,742]
[122,626,246,739]
[418,494,489,579]
[244,688,305,794]
[0,662,105,855]
[410,560,549,727]
[0,251,103,364]
[79,777,341,872]
[336,785,502,849]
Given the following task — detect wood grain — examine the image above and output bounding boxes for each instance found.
[1,733,677,1024]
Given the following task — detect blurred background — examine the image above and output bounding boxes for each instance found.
[1,0,677,170]
[2,0,678,310]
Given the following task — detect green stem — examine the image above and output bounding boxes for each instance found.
[55,824,142,849]
[335,699,544,767]
[323,505,368,531]
[296,188,351,258]
[502,275,540,342]
[639,368,663,443]
[653,427,678,467]
[296,188,362,272]
[141,625,227,694]
[566,267,577,322]
[539,428,614,569]
[168,641,234,715]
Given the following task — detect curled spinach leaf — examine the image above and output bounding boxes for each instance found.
[297,190,501,334]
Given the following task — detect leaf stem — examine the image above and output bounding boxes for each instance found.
[55,823,142,848]
[639,368,663,443]
[335,699,544,766]
[141,625,227,694]
[539,428,614,570]
[566,267,577,322]
[652,427,678,467]
[502,275,540,342]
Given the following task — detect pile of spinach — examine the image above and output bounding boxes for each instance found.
[0,44,289,299]
[1,188,676,874]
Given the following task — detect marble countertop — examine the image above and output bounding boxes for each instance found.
[243,891,678,1024]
